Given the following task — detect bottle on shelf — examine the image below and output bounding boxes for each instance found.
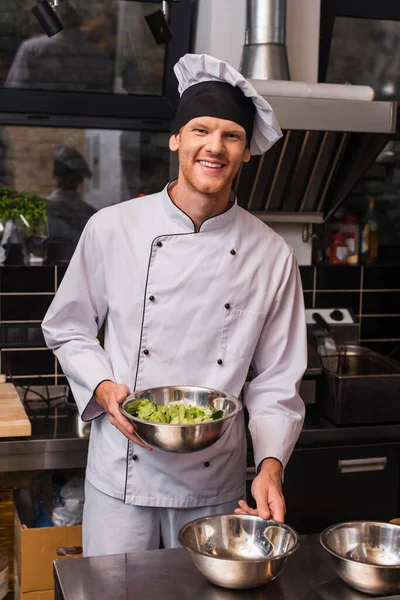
[360,197,378,263]
[329,233,348,264]
[327,215,359,264]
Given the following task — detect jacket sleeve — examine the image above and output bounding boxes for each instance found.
[5,43,31,88]
[42,217,115,421]
[246,249,307,471]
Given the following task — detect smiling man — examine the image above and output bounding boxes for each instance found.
[42,53,307,557]
[169,115,250,226]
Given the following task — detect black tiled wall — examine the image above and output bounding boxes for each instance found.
[300,264,400,361]
[1,264,400,384]
[0,266,65,385]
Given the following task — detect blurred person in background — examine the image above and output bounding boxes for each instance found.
[5,0,113,92]
[47,144,96,250]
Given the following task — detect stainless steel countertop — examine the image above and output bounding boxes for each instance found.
[54,534,396,600]
[0,404,89,471]
[1,403,400,472]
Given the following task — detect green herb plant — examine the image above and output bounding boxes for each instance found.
[0,187,48,233]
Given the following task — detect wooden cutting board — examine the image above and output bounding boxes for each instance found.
[0,381,31,437]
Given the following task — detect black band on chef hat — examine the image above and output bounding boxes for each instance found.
[172,81,256,146]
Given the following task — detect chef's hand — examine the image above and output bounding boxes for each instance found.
[94,381,152,451]
[235,458,285,521]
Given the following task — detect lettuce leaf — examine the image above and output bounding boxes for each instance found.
[125,399,225,424]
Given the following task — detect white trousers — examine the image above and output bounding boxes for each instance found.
[83,479,240,557]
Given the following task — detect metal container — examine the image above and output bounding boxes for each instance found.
[178,514,300,589]
[320,521,400,595]
[318,345,400,425]
[120,386,241,453]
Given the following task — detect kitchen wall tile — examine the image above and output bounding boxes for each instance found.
[1,294,53,321]
[303,292,313,308]
[362,291,400,315]
[316,265,361,290]
[0,324,25,347]
[363,265,400,290]
[360,316,400,340]
[299,266,314,290]
[56,265,68,288]
[314,291,361,316]
[0,323,46,347]
[0,266,54,293]
[0,349,54,376]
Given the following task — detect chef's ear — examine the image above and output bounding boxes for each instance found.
[169,130,181,152]
[242,147,251,163]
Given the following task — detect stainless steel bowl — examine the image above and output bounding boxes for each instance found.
[178,514,300,589]
[119,385,241,453]
[320,521,400,595]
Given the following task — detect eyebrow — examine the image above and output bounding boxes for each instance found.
[191,122,245,136]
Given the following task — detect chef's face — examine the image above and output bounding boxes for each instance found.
[169,116,251,196]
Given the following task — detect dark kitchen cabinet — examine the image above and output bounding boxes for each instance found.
[247,442,400,534]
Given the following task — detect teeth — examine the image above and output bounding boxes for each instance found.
[199,161,223,169]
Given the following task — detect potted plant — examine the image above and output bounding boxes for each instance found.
[0,187,48,265]
[0,187,19,264]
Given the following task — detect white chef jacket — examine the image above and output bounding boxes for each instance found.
[42,182,307,508]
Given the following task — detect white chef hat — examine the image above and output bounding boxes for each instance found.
[172,53,283,155]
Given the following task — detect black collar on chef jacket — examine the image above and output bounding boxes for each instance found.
[163,180,238,233]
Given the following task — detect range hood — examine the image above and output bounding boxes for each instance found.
[235,0,398,223]
[235,95,397,223]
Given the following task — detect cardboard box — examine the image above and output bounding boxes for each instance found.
[21,593,54,600]
[14,563,54,600]
[14,491,82,594]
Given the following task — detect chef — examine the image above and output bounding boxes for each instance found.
[47,144,96,252]
[42,53,307,558]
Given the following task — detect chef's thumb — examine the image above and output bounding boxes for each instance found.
[115,384,130,403]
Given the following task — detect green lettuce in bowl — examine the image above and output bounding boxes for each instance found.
[125,399,224,424]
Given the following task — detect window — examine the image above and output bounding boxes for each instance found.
[2,1,165,96]
[0,0,192,123]
[325,16,400,101]
[0,124,171,262]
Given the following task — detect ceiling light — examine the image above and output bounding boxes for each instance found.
[32,0,63,38]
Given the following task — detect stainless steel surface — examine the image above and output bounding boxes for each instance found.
[321,345,400,378]
[120,386,241,453]
[54,533,398,600]
[338,457,387,474]
[240,0,290,80]
[252,211,324,223]
[178,514,299,589]
[320,521,400,595]
[240,43,290,82]
[317,345,400,425]
[266,97,397,134]
[235,96,397,222]
[245,0,286,44]
[2,403,400,474]
[0,405,89,472]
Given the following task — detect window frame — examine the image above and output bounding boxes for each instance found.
[319,0,400,83]
[0,0,192,131]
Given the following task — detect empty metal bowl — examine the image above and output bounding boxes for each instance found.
[119,385,241,453]
[178,514,300,589]
[320,521,400,595]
